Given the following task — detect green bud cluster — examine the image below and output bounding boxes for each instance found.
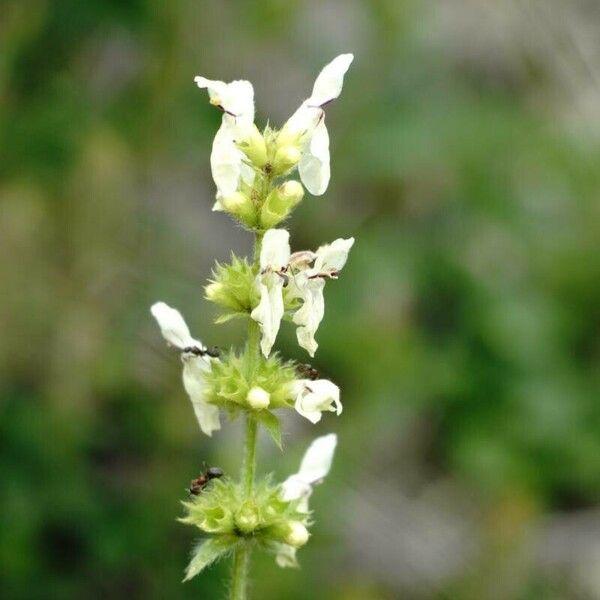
[204,349,296,412]
[180,477,308,542]
[205,255,259,321]
[218,126,305,230]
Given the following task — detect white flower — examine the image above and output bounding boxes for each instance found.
[275,433,337,569]
[250,229,291,357]
[279,54,353,195]
[292,237,354,356]
[273,543,298,569]
[150,302,220,436]
[281,433,338,511]
[292,379,342,424]
[194,76,256,206]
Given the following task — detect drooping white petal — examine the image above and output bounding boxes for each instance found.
[182,356,221,436]
[194,77,255,123]
[313,237,355,273]
[260,229,291,271]
[210,120,246,197]
[308,53,354,108]
[251,275,285,357]
[293,379,341,424]
[150,302,200,349]
[251,230,291,357]
[281,433,338,512]
[298,118,330,196]
[292,276,325,357]
[274,543,298,568]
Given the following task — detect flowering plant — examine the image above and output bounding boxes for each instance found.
[151,54,354,598]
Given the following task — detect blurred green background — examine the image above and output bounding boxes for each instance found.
[2,0,600,598]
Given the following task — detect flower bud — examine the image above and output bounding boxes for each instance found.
[259,180,305,229]
[237,124,268,168]
[284,521,309,547]
[247,386,270,410]
[273,146,301,174]
[221,192,256,226]
[280,180,304,206]
[235,500,261,534]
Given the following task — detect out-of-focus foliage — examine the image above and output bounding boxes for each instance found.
[1,0,599,598]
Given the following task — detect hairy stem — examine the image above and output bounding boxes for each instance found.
[230,544,249,600]
[242,413,258,495]
[230,230,264,600]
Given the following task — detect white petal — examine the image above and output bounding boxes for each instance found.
[294,378,341,423]
[150,302,199,349]
[281,475,312,503]
[182,357,220,436]
[194,77,255,123]
[298,118,330,196]
[280,52,353,139]
[260,229,291,271]
[240,161,256,186]
[313,237,355,273]
[292,278,325,357]
[281,433,338,512]
[210,120,245,197]
[309,53,354,108]
[281,101,322,138]
[297,433,338,484]
[274,543,298,568]
[250,275,285,357]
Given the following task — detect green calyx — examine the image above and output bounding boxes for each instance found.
[204,349,296,411]
[205,254,259,321]
[205,253,301,323]
[259,180,304,229]
[180,476,308,540]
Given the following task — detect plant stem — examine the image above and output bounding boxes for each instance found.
[242,413,258,495]
[230,230,263,600]
[230,544,249,600]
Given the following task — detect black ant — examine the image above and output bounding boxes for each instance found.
[188,466,224,496]
[295,363,320,381]
[182,345,221,359]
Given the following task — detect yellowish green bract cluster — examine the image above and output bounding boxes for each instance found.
[150,53,354,598]
[180,477,308,580]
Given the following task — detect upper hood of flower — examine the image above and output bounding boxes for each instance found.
[194,77,255,125]
[260,229,291,272]
[150,302,202,350]
[281,433,338,509]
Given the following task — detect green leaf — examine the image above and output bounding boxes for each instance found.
[256,411,283,450]
[183,536,240,582]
